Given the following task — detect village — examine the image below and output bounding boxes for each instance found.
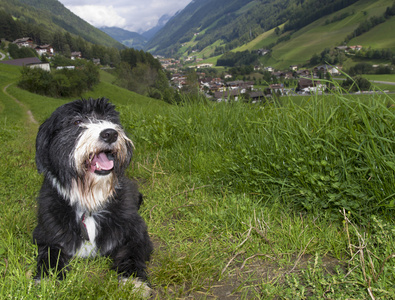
[158,54,345,101]
[1,37,363,102]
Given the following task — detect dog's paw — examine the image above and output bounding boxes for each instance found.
[119,277,152,298]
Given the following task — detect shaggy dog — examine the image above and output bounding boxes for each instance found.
[33,98,152,297]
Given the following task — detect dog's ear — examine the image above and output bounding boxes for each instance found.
[35,115,57,174]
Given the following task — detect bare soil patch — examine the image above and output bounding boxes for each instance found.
[149,237,343,299]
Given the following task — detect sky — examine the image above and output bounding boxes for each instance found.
[58,0,192,33]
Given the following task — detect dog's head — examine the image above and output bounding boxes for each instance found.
[36,98,133,211]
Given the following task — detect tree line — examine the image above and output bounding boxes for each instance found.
[18,62,100,98]
[216,50,259,67]
[344,1,395,43]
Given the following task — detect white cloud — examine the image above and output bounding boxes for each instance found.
[66,5,126,28]
[59,0,192,33]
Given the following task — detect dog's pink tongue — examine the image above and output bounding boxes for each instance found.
[90,152,114,172]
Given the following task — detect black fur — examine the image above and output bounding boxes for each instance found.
[33,98,152,282]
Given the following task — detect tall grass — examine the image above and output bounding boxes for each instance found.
[123,91,395,221]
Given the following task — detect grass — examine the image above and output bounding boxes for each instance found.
[204,0,395,69]
[1,63,395,298]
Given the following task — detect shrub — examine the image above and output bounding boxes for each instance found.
[18,62,99,97]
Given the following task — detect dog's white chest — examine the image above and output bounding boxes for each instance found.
[75,212,98,258]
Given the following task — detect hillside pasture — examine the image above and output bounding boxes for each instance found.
[230,0,395,69]
[350,16,395,50]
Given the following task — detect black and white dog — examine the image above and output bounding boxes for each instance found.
[33,98,153,296]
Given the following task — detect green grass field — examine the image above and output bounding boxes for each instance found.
[1,64,395,299]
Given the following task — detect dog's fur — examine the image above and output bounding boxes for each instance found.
[33,98,152,295]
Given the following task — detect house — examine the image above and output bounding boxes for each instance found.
[35,45,54,56]
[284,72,294,79]
[314,65,341,76]
[214,89,241,102]
[227,80,245,89]
[0,57,50,71]
[56,66,75,70]
[296,69,310,77]
[348,45,362,51]
[290,65,298,71]
[249,91,265,102]
[273,71,283,78]
[257,49,270,56]
[265,66,274,73]
[297,78,325,93]
[335,46,348,51]
[196,63,213,69]
[29,62,51,71]
[71,51,82,60]
[298,78,317,90]
[269,84,284,95]
[13,37,34,48]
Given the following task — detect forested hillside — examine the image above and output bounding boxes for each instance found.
[146,0,359,57]
[99,27,147,50]
[0,0,124,49]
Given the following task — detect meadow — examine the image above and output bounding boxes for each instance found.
[1,63,395,299]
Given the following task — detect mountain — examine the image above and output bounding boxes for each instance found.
[146,0,394,66]
[146,0,361,56]
[99,27,147,49]
[142,14,174,41]
[0,0,124,49]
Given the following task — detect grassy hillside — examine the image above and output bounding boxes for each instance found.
[1,0,124,49]
[148,0,361,58]
[2,64,395,298]
[267,0,395,69]
[190,0,395,69]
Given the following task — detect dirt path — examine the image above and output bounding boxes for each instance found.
[3,83,38,124]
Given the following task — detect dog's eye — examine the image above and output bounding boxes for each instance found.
[73,120,83,125]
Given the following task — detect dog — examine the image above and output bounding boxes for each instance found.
[33,98,153,297]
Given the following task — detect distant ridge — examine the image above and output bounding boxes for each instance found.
[99,27,147,49]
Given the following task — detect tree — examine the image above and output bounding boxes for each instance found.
[8,43,37,59]
[342,76,371,92]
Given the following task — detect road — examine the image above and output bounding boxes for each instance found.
[370,80,395,86]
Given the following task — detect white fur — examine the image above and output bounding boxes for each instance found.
[73,120,133,174]
[75,210,98,258]
[48,171,114,212]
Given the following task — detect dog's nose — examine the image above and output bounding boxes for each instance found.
[100,129,118,144]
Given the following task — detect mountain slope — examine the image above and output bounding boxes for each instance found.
[0,0,124,49]
[257,0,395,68]
[148,0,394,70]
[100,27,147,49]
[146,0,359,57]
[142,14,173,41]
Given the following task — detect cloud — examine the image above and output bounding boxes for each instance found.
[66,5,126,28]
[60,0,191,33]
